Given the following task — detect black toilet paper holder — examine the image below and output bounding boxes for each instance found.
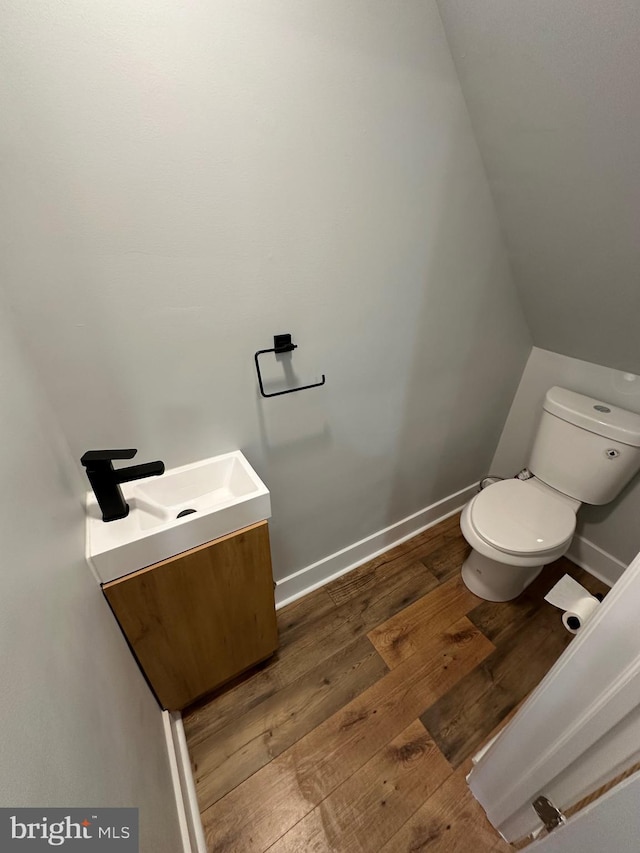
[254,334,326,398]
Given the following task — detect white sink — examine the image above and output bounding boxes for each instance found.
[86,451,271,583]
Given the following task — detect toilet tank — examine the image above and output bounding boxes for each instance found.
[529,387,640,505]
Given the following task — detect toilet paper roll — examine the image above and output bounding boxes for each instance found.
[561,596,600,634]
[544,574,600,635]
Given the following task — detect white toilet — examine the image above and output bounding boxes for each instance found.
[461,386,640,602]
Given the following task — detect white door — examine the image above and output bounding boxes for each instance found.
[527,769,640,853]
[466,550,640,842]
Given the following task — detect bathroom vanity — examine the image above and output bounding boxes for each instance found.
[84,451,278,711]
[103,521,277,710]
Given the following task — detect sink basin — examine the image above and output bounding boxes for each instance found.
[86,451,271,583]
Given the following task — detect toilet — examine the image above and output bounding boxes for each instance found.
[461,386,640,602]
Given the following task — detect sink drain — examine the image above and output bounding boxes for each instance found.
[176,508,197,519]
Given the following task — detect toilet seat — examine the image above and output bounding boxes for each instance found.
[469,479,576,557]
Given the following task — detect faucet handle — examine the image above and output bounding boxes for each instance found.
[81,449,137,467]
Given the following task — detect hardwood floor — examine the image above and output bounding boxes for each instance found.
[183,513,609,852]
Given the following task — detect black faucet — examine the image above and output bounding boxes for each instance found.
[81,449,165,522]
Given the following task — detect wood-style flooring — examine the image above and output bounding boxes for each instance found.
[183,513,609,852]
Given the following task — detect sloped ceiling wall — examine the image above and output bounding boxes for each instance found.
[437,0,640,374]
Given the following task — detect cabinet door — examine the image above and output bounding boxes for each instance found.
[103,521,278,710]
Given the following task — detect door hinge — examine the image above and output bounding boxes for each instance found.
[532,795,567,833]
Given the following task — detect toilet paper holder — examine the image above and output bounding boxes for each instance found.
[254,334,326,398]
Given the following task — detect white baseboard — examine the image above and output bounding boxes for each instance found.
[163,711,207,853]
[567,534,627,588]
[274,483,478,609]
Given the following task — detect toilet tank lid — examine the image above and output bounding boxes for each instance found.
[544,387,640,447]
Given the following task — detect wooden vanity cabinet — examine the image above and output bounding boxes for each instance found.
[103,521,278,711]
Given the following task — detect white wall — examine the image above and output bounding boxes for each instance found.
[0,296,182,848]
[0,0,531,582]
[437,0,640,374]
[491,348,640,570]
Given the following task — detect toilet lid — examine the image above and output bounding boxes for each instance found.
[471,479,576,556]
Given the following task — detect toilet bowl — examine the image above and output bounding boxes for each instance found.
[460,478,578,602]
[459,386,640,602]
